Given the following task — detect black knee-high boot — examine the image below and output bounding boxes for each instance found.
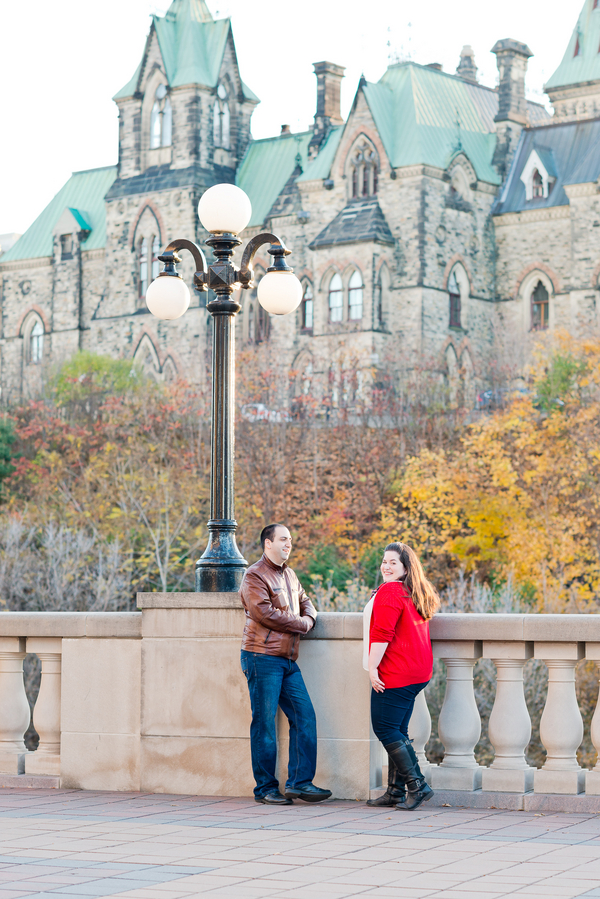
[384,738,433,810]
[366,755,406,807]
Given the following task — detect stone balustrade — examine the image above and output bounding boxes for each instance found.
[0,601,600,811]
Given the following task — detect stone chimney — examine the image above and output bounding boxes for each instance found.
[456,45,478,83]
[309,61,345,159]
[491,39,533,179]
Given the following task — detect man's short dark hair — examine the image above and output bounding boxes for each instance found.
[261,523,287,549]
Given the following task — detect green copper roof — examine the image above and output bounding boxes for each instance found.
[0,167,117,262]
[546,0,600,89]
[236,132,312,227]
[114,0,258,100]
[363,63,502,185]
[297,127,343,182]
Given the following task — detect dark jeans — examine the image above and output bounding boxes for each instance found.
[241,650,317,799]
[371,682,429,747]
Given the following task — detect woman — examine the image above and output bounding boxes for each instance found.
[364,542,439,811]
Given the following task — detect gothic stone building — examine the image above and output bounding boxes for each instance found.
[1,0,600,407]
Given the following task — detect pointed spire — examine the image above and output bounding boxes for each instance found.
[545,0,600,120]
[165,0,213,24]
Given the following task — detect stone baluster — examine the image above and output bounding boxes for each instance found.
[585,645,600,794]
[481,642,534,792]
[408,687,435,780]
[24,638,62,776]
[0,638,31,774]
[534,643,584,794]
[431,641,484,790]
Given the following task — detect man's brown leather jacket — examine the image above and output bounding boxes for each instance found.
[240,554,317,661]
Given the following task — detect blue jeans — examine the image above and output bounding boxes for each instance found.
[241,650,317,799]
[371,682,429,747]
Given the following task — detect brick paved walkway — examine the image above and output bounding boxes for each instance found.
[0,790,599,898]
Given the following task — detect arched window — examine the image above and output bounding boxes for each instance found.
[532,169,544,198]
[214,83,230,150]
[348,270,363,320]
[28,320,44,365]
[301,282,314,331]
[151,236,160,281]
[139,238,148,300]
[349,140,379,199]
[328,273,343,322]
[531,280,549,330]
[376,275,384,328]
[256,303,270,343]
[448,270,461,328]
[150,84,172,149]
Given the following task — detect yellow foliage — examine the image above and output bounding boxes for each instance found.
[377,335,600,609]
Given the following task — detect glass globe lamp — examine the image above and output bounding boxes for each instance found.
[198,184,252,235]
[257,271,303,315]
[146,275,190,320]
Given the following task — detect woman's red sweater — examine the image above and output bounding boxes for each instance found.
[369,581,433,688]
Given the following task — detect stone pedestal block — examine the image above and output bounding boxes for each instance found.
[482,766,534,793]
[534,767,584,795]
[431,764,484,791]
[25,752,60,776]
[0,750,25,775]
[585,770,600,795]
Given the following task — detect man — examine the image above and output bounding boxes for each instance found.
[240,523,332,806]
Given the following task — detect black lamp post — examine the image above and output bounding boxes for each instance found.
[146,183,302,592]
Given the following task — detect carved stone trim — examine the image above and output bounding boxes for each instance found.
[0,257,52,272]
[493,206,571,226]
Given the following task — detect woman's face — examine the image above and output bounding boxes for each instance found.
[381,551,406,582]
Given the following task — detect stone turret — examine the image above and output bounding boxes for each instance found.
[456,45,478,83]
[491,39,533,179]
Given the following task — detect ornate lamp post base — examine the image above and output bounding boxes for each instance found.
[195,520,248,592]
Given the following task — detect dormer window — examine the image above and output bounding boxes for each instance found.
[349,139,379,199]
[150,84,172,149]
[60,234,73,260]
[521,150,556,201]
[214,83,230,150]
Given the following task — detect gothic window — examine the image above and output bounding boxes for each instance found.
[256,302,270,343]
[151,235,160,281]
[531,280,549,330]
[376,275,384,327]
[213,83,230,150]
[349,140,379,199]
[348,270,364,320]
[28,320,44,365]
[448,270,462,328]
[301,282,314,331]
[328,273,343,322]
[532,169,544,198]
[139,238,148,300]
[150,84,172,149]
[247,276,270,343]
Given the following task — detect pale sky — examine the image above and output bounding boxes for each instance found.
[0,0,579,236]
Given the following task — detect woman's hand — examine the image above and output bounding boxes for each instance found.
[369,667,385,692]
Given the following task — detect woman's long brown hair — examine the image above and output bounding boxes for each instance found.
[384,542,440,620]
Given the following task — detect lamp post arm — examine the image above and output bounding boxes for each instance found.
[159,238,208,292]
[238,233,292,288]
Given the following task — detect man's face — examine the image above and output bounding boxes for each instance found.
[265,526,292,565]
